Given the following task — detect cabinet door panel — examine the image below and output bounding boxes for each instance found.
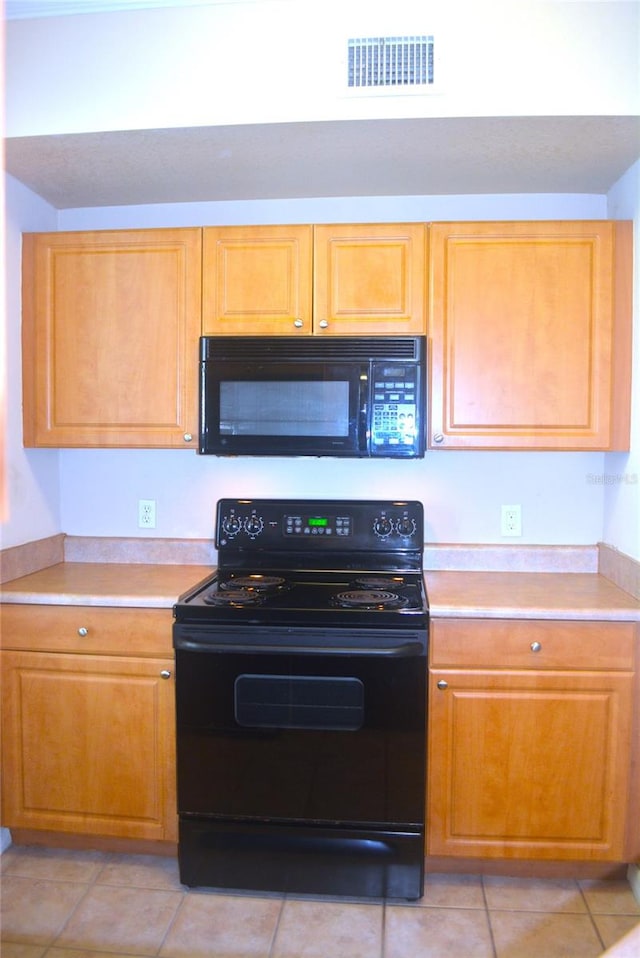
[22,229,201,447]
[314,224,426,335]
[428,669,633,860]
[1,651,177,841]
[202,226,313,335]
[428,221,632,449]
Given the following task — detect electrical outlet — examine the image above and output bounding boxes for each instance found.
[501,504,522,537]
[138,499,156,529]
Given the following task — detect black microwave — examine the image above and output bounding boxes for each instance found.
[199,335,426,458]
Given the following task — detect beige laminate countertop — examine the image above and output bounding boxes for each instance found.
[0,562,214,609]
[425,570,640,621]
[1,562,639,620]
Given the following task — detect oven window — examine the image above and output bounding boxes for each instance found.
[220,381,350,437]
[234,674,364,730]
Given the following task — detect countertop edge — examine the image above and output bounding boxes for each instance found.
[428,604,640,622]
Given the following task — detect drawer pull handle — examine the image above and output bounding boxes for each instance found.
[183,433,193,442]
[433,433,444,444]
[530,641,542,653]
[160,670,172,680]
[293,319,303,328]
[437,679,448,690]
[77,627,88,637]
[318,320,329,329]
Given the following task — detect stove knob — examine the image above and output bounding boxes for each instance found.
[244,515,264,537]
[396,517,417,538]
[373,516,393,538]
[222,515,242,537]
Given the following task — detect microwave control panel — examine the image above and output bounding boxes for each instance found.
[370,361,421,456]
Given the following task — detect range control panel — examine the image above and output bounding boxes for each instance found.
[216,499,424,551]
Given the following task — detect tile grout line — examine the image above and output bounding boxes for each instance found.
[43,850,113,954]
[480,875,500,958]
[380,900,387,958]
[154,887,189,957]
[266,893,286,958]
[577,882,612,955]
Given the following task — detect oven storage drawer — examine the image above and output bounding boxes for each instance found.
[178,817,424,899]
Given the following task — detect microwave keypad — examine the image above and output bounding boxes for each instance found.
[372,373,418,448]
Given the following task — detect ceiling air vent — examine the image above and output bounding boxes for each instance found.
[347,35,434,90]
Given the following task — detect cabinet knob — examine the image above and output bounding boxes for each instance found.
[437,679,448,690]
[433,433,444,444]
[160,670,172,680]
[77,627,88,637]
[318,320,329,329]
[530,641,542,653]
[293,319,304,328]
[183,433,193,442]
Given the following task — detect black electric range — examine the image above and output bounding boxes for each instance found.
[173,499,429,899]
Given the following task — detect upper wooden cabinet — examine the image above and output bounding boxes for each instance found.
[428,221,632,450]
[202,225,313,335]
[22,228,202,448]
[202,223,426,336]
[313,224,426,335]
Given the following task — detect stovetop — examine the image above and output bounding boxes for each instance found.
[174,499,428,631]
[176,568,428,628]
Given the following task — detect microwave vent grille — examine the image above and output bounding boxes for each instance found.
[201,337,423,362]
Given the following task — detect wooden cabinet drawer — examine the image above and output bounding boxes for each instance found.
[0,605,174,656]
[430,618,636,671]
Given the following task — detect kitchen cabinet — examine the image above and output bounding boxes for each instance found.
[0,605,177,842]
[427,618,636,861]
[22,228,202,448]
[428,221,632,450]
[202,223,426,335]
[202,225,313,335]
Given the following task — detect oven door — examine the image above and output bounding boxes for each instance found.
[199,356,369,457]
[175,640,426,828]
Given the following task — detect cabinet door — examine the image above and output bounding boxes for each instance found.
[22,228,202,447]
[427,668,633,860]
[428,221,632,449]
[202,225,313,335]
[1,651,177,841]
[314,224,426,335]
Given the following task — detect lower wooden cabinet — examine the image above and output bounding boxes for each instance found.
[0,607,177,842]
[427,619,636,861]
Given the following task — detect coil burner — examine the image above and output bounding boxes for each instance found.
[221,575,288,593]
[203,589,265,608]
[332,589,409,610]
[353,576,406,590]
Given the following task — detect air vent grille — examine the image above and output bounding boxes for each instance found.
[348,35,434,89]
[202,337,423,362]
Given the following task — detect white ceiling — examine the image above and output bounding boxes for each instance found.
[3,0,221,17]
[5,116,640,210]
[4,0,640,208]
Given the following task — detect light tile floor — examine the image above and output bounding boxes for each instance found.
[2,845,639,958]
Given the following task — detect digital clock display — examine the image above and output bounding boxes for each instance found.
[308,517,328,527]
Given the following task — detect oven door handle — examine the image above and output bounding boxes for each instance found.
[174,638,425,656]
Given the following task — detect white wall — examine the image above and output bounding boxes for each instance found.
[605,160,640,560]
[6,1,638,137]
[1,176,60,550]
